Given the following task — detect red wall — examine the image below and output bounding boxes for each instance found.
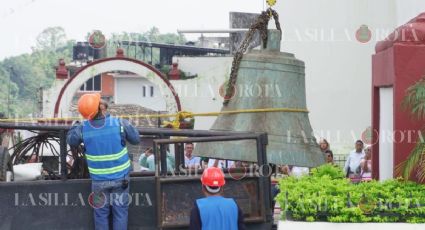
[101,73,114,96]
[372,12,425,181]
[372,44,425,181]
[393,45,425,174]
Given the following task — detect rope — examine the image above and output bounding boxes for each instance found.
[0,107,308,123]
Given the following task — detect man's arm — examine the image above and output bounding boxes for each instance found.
[189,202,201,230]
[360,159,367,172]
[120,119,140,145]
[66,123,83,148]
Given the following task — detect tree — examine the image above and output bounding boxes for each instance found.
[395,76,425,182]
[0,27,72,117]
[0,66,21,116]
[34,26,67,51]
[0,26,186,117]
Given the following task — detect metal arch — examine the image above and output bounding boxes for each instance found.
[53,57,182,117]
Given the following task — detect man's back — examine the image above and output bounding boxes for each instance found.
[190,196,244,230]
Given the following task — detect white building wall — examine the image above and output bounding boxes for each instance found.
[172,57,232,130]
[42,79,66,118]
[114,75,166,112]
[395,0,425,25]
[175,1,425,154]
[275,0,398,153]
[379,88,394,181]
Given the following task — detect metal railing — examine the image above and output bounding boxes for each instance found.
[0,122,269,179]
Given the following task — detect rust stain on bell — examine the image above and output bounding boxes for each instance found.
[195,30,325,167]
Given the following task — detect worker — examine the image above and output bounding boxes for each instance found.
[189,167,246,230]
[67,93,140,230]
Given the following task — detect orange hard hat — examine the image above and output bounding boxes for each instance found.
[78,93,101,120]
[201,167,225,187]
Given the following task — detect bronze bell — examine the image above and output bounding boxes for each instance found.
[194,30,325,167]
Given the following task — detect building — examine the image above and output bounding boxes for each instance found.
[71,71,165,112]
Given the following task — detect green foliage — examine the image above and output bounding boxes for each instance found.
[276,165,425,223]
[34,27,67,51]
[310,164,345,179]
[0,26,186,117]
[395,139,425,182]
[402,76,425,120]
[0,27,73,117]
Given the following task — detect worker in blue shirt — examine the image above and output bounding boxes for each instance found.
[67,93,140,230]
[189,167,246,230]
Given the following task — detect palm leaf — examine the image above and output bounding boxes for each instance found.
[416,154,425,182]
[397,76,425,181]
[402,76,425,119]
[395,138,425,182]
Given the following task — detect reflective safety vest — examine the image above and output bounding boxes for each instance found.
[196,196,238,230]
[82,116,130,181]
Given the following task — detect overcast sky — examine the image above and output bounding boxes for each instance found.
[0,0,269,60]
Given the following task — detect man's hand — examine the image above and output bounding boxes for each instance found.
[71,120,81,127]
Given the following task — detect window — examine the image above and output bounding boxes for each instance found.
[142,85,154,98]
[80,75,101,91]
[142,86,146,97]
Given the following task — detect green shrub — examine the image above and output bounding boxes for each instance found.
[276,164,425,223]
[310,164,345,179]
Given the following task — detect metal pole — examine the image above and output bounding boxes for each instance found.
[134,45,137,59]
[174,143,182,173]
[59,130,67,180]
[179,143,185,170]
[142,45,145,61]
[154,134,259,144]
[153,142,159,177]
[160,144,167,176]
[7,67,12,118]
[0,123,257,137]
[257,133,272,222]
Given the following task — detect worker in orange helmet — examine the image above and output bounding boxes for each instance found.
[189,167,246,230]
[67,93,140,230]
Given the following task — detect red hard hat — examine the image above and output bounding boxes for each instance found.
[201,167,225,187]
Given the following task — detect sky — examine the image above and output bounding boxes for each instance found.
[0,0,268,60]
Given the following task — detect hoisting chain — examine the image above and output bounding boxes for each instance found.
[223,8,282,105]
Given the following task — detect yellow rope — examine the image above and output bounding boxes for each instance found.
[0,108,308,123]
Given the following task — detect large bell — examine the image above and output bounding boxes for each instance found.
[194,30,325,167]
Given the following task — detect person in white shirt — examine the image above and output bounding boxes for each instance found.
[184,143,201,169]
[344,140,365,180]
[291,166,309,177]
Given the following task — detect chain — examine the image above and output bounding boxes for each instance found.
[223,8,282,105]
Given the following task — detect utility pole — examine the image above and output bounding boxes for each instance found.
[7,67,13,118]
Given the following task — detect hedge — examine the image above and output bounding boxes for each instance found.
[276,164,425,223]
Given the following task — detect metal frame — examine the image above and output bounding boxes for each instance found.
[0,122,272,229]
[0,122,260,180]
[114,40,229,68]
[152,133,269,229]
